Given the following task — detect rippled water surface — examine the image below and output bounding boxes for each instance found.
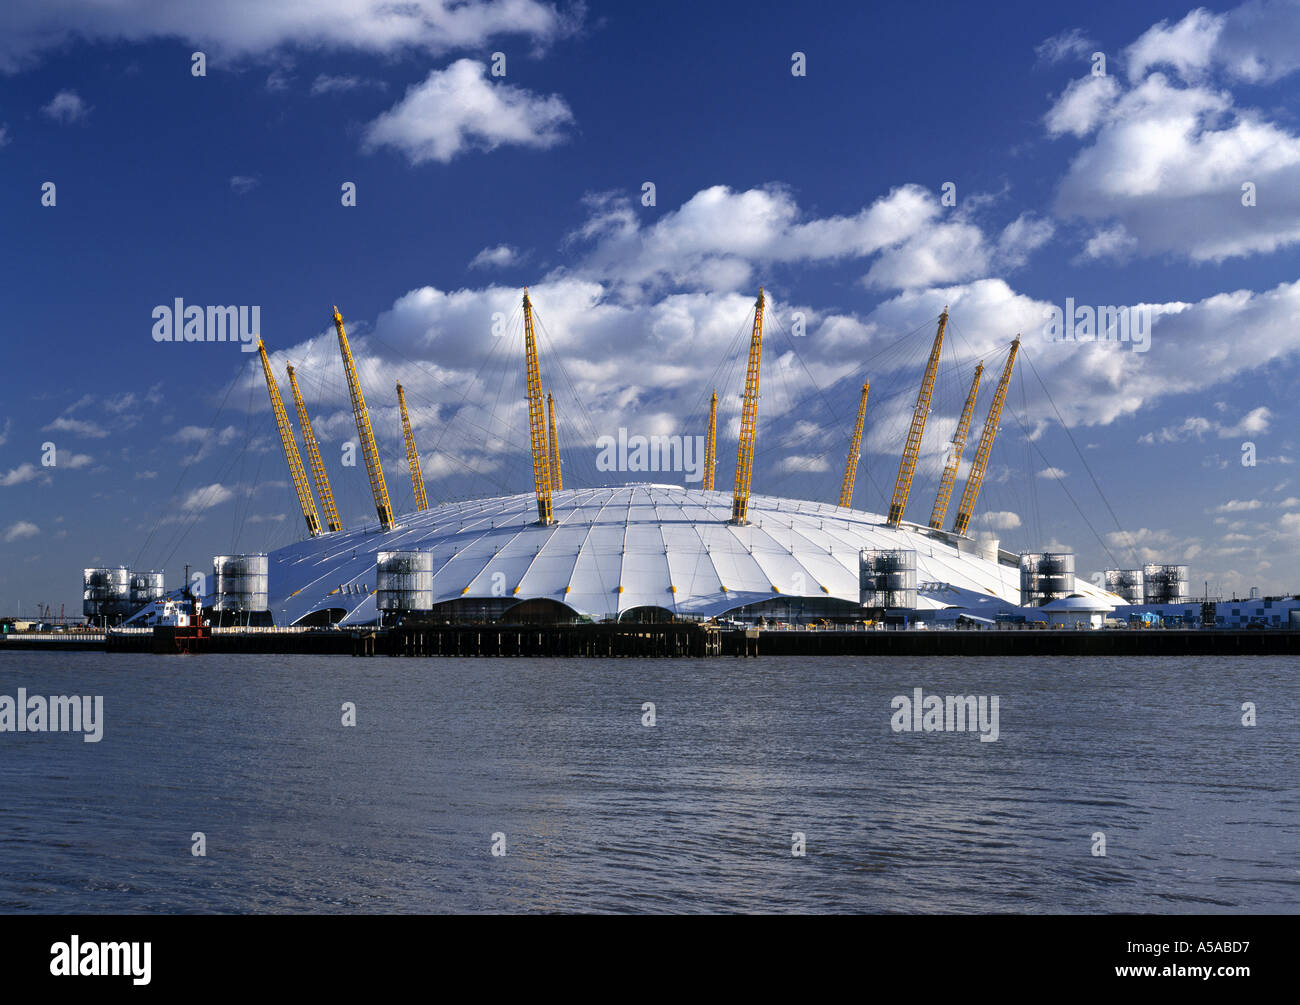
[0,651,1295,913]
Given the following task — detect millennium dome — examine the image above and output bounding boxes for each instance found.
[264,484,1118,626]
[110,292,1128,628]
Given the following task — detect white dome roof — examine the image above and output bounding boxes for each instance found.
[264,484,1121,625]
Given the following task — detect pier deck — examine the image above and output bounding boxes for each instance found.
[3,626,1299,657]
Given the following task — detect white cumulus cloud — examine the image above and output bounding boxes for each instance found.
[0,463,40,486]
[1036,27,1097,66]
[310,73,384,96]
[0,0,571,73]
[42,89,90,123]
[470,244,521,269]
[363,59,574,165]
[43,415,108,438]
[1046,3,1300,263]
[978,510,1022,530]
[180,483,234,512]
[1212,498,1262,512]
[3,520,39,542]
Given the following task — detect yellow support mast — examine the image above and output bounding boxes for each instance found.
[928,362,983,530]
[332,306,394,532]
[547,391,562,491]
[286,364,342,532]
[952,337,1019,537]
[838,381,870,508]
[886,308,948,527]
[257,340,321,538]
[521,289,554,524]
[730,288,766,525]
[395,381,429,512]
[703,389,717,491]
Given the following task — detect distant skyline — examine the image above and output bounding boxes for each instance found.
[3,0,1300,614]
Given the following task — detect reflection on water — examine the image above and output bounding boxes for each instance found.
[0,652,1295,913]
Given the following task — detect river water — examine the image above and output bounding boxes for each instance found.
[0,652,1295,913]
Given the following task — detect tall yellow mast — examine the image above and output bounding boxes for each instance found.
[703,389,717,491]
[886,308,948,527]
[286,364,342,532]
[396,381,429,512]
[521,289,553,524]
[952,337,1019,537]
[257,340,321,537]
[332,305,394,531]
[928,362,983,530]
[730,288,766,524]
[838,381,870,508]
[546,391,562,491]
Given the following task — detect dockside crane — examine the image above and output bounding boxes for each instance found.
[286,364,342,533]
[547,391,562,492]
[928,362,983,530]
[396,381,429,512]
[257,340,322,537]
[521,289,554,525]
[952,337,1019,537]
[703,389,717,491]
[886,309,948,527]
[838,381,870,508]
[332,306,395,532]
[730,289,766,525]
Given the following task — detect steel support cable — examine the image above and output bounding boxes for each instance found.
[1021,364,1042,549]
[133,360,245,571]
[531,304,684,493]
[758,315,934,508]
[450,307,527,497]
[453,318,523,496]
[756,313,934,459]
[760,306,878,505]
[683,297,754,413]
[298,347,370,525]
[761,306,856,468]
[343,305,522,479]
[486,324,531,495]
[706,314,755,489]
[1004,403,1121,569]
[942,324,1023,534]
[1018,345,1139,567]
[682,309,759,437]
[670,306,759,495]
[233,433,272,553]
[529,307,611,487]
[230,378,260,549]
[154,388,264,574]
[354,317,522,497]
[156,418,255,566]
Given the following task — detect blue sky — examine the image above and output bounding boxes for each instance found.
[2,0,1299,616]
